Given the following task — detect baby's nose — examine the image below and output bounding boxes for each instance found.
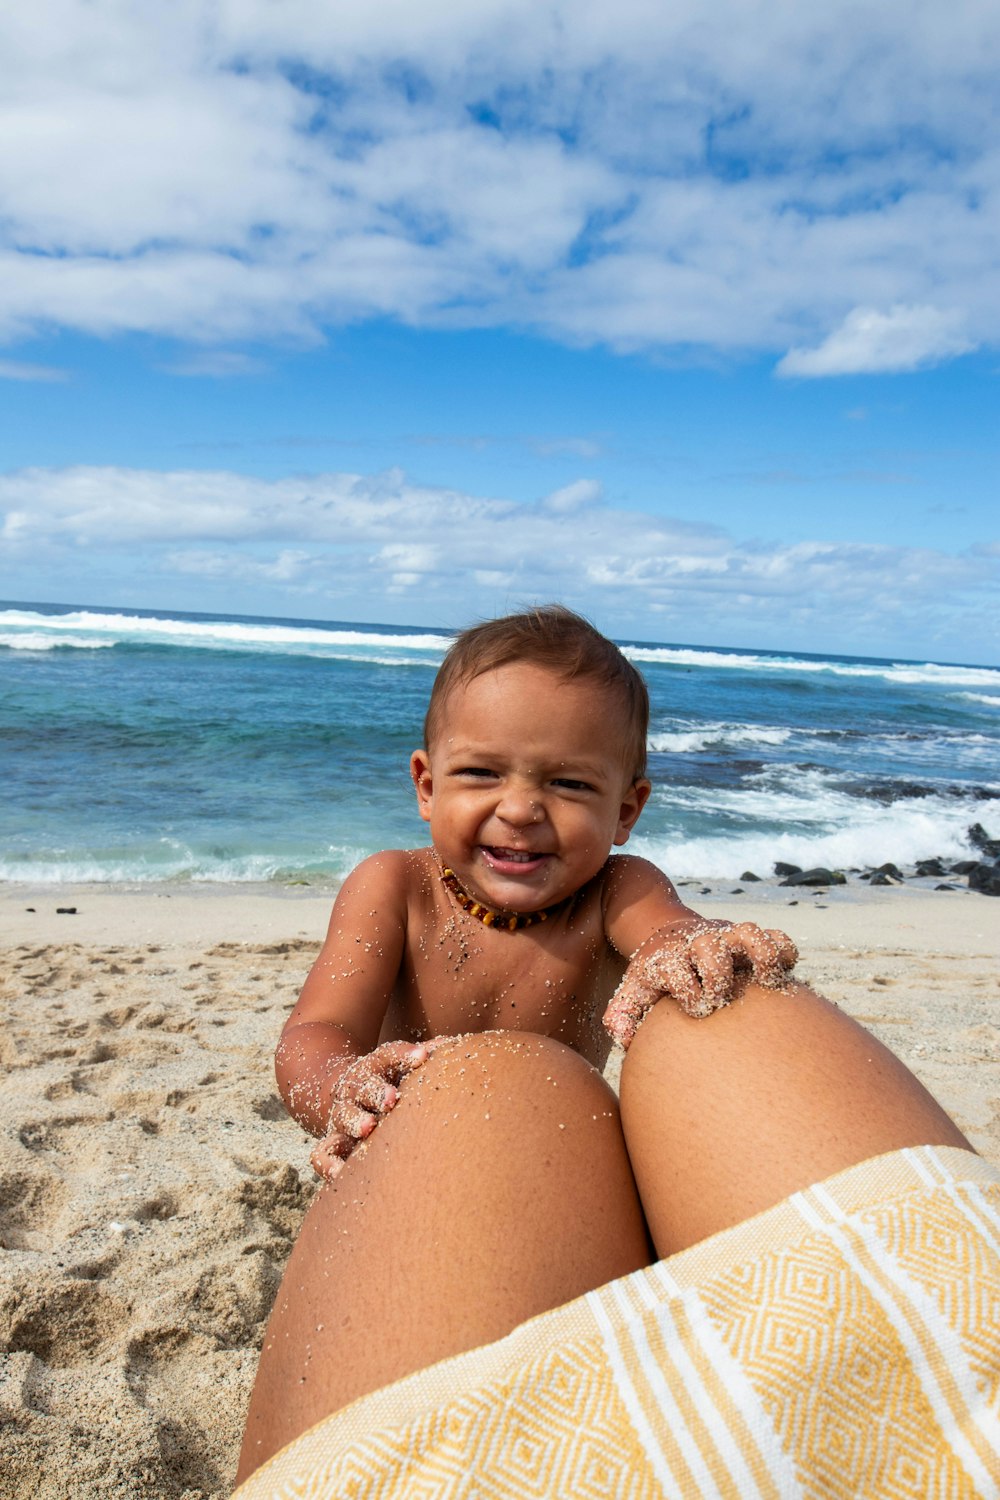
[496,786,544,825]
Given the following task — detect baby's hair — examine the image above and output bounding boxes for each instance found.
[424,605,649,780]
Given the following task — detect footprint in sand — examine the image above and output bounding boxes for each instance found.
[0,1168,68,1251]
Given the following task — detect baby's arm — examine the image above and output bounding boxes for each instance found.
[275,853,435,1175]
[602,858,797,1046]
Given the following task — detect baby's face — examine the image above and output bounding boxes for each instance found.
[410,663,650,914]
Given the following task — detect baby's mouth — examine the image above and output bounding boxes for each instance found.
[480,846,550,873]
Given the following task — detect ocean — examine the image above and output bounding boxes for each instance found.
[2,600,998,886]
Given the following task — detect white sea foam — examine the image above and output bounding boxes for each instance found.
[0,841,367,885]
[958,693,1000,707]
[649,722,793,754]
[0,632,115,650]
[635,779,993,879]
[623,643,1000,689]
[0,609,452,659]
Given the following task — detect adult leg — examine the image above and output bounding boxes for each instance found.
[237,1032,651,1484]
[620,979,972,1258]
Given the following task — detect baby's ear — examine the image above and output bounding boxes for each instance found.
[613,778,651,845]
[410,749,434,822]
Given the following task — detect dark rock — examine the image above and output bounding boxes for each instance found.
[934,884,959,891]
[699,888,711,895]
[56,906,77,915]
[853,781,1000,804]
[968,822,1000,858]
[874,863,905,881]
[731,888,744,895]
[26,907,35,912]
[852,780,936,803]
[780,867,847,887]
[787,900,799,905]
[968,861,1000,896]
[950,860,980,875]
[774,862,802,877]
[740,871,761,882]
[857,871,871,880]
[915,859,947,878]
[870,871,903,886]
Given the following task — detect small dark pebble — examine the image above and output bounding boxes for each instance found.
[56,907,78,915]
[935,883,958,891]
[814,904,827,909]
[874,863,905,881]
[740,871,761,882]
[869,871,903,886]
[731,888,744,895]
[787,900,799,905]
[774,862,802,877]
[26,907,36,913]
[699,888,711,895]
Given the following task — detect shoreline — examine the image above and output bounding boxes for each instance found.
[2,877,998,1499]
[3,869,996,945]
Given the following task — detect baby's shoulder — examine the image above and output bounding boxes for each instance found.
[599,852,671,895]
[335,847,433,908]
[596,853,682,923]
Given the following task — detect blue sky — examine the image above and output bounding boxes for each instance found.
[1,1,998,663]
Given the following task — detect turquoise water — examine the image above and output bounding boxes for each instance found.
[2,601,998,883]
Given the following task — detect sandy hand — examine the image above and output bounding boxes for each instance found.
[603,922,798,1048]
[310,1038,450,1181]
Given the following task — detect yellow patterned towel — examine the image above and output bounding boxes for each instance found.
[235,1146,1000,1498]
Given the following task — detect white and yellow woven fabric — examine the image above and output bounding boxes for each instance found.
[235,1145,1000,1499]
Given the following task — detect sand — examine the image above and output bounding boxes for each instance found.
[2,879,998,1498]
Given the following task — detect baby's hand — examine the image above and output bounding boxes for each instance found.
[310,1038,449,1181]
[604,922,798,1048]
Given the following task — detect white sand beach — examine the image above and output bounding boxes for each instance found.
[1,881,998,1499]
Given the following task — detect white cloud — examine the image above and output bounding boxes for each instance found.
[542,479,603,513]
[160,351,267,378]
[776,305,975,377]
[0,358,69,382]
[2,462,996,654]
[1,3,999,368]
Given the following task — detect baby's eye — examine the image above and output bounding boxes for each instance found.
[552,777,594,792]
[454,766,497,779]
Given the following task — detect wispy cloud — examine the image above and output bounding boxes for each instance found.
[3,462,996,653]
[776,306,975,377]
[158,351,268,378]
[0,358,69,382]
[1,3,999,372]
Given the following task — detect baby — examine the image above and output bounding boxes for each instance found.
[277,606,797,1178]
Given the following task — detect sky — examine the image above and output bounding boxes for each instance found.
[1,0,999,663]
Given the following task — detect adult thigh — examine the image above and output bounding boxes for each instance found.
[238,1031,651,1482]
[620,980,971,1259]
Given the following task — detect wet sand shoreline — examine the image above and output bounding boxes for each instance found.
[2,880,998,1498]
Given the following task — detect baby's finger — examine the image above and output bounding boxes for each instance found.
[366,1040,434,1085]
[310,1132,353,1181]
[686,930,735,1009]
[725,922,785,986]
[327,1096,379,1141]
[641,946,704,1015]
[766,929,799,970]
[603,979,658,1048]
[350,1072,399,1114]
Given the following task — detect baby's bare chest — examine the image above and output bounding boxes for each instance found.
[383,915,625,1060]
